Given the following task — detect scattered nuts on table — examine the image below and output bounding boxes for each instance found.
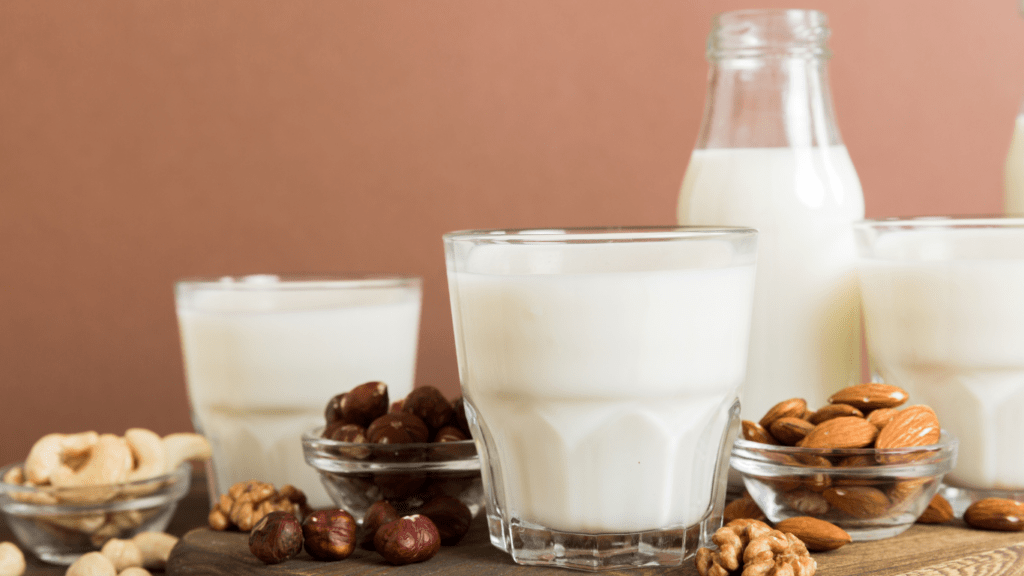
[916,494,954,524]
[963,498,1024,532]
[248,511,304,564]
[0,542,25,576]
[360,500,400,550]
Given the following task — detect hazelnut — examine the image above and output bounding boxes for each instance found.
[402,386,455,433]
[374,515,441,565]
[341,381,390,427]
[324,423,368,443]
[361,500,400,550]
[433,425,468,443]
[418,495,472,545]
[249,511,304,564]
[324,392,347,425]
[367,413,430,444]
[302,509,357,561]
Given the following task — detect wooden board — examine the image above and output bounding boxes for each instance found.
[166,517,1024,576]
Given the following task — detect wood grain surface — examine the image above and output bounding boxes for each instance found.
[8,470,1024,575]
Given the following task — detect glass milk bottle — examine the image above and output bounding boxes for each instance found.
[678,9,865,419]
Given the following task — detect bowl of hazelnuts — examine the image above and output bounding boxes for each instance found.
[302,382,484,525]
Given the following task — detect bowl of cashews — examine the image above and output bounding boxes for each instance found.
[0,428,211,565]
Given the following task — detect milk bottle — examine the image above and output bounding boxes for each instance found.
[678,10,865,418]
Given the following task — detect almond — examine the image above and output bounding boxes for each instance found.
[759,398,808,429]
[828,383,909,411]
[775,516,851,551]
[741,420,778,445]
[875,405,941,451]
[799,417,878,449]
[723,497,766,523]
[769,417,815,446]
[964,498,1024,531]
[782,488,830,515]
[916,494,954,524]
[808,403,863,425]
[823,486,890,519]
[866,407,898,430]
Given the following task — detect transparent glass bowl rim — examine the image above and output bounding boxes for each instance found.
[443,225,758,244]
[732,430,958,473]
[302,427,480,474]
[175,273,421,292]
[853,215,1024,232]
[0,461,191,514]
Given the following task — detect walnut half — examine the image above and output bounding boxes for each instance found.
[695,519,816,576]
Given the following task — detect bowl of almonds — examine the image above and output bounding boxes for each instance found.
[302,382,484,526]
[729,383,957,541]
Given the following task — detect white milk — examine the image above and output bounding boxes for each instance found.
[1004,115,1024,215]
[678,146,864,419]
[449,245,755,533]
[176,276,421,507]
[859,229,1024,490]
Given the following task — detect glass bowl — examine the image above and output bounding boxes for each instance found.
[0,462,191,564]
[730,430,957,541]
[302,426,484,524]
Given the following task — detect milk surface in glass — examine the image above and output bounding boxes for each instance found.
[446,229,757,568]
[176,275,421,508]
[857,224,1024,492]
[679,146,864,418]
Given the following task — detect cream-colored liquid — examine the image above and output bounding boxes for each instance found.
[177,280,420,507]
[678,146,864,419]
[449,244,755,533]
[1004,115,1024,215]
[859,229,1024,490]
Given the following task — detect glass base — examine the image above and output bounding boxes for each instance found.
[940,483,1024,518]
[500,516,707,571]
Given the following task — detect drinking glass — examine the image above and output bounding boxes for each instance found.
[444,226,758,570]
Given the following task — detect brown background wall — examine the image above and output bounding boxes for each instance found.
[1,0,1020,464]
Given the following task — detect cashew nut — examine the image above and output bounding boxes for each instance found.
[99,538,143,572]
[65,551,116,576]
[43,513,107,534]
[50,435,133,494]
[25,431,99,484]
[1,467,23,486]
[0,542,25,576]
[161,433,212,473]
[118,569,152,576]
[124,429,166,482]
[131,532,178,570]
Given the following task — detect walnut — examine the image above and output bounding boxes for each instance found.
[695,520,816,576]
[208,480,311,531]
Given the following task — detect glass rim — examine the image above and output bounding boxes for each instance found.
[174,273,421,292]
[853,215,1024,232]
[708,8,831,60]
[442,225,758,244]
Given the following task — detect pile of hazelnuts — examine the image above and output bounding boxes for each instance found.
[247,382,477,566]
[322,381,471,444]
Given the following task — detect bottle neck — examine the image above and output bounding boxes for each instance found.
[695,55,842,150]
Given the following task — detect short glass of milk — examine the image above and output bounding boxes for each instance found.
[855,217,1024,512]
[444,227,758,569]
[174,274,421,509]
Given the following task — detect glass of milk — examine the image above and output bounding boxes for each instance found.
[175,274,422,509]
[855,217,1024,512]
[444,227,758,569]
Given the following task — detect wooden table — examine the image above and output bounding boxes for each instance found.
[7,470,1024,575]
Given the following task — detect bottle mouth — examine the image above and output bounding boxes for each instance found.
[707,9,831,60]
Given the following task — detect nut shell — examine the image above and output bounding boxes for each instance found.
[374,515,441,565]
[367,413,430,444]
[403,386,455,433]
[341,381,390,427]
[361,500,400,550]
[249,511,304,564]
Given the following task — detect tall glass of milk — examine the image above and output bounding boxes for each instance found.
[175,274,422,508]
[444,226,758,569]
[678,10,865,419]
[855,217,1024,512]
